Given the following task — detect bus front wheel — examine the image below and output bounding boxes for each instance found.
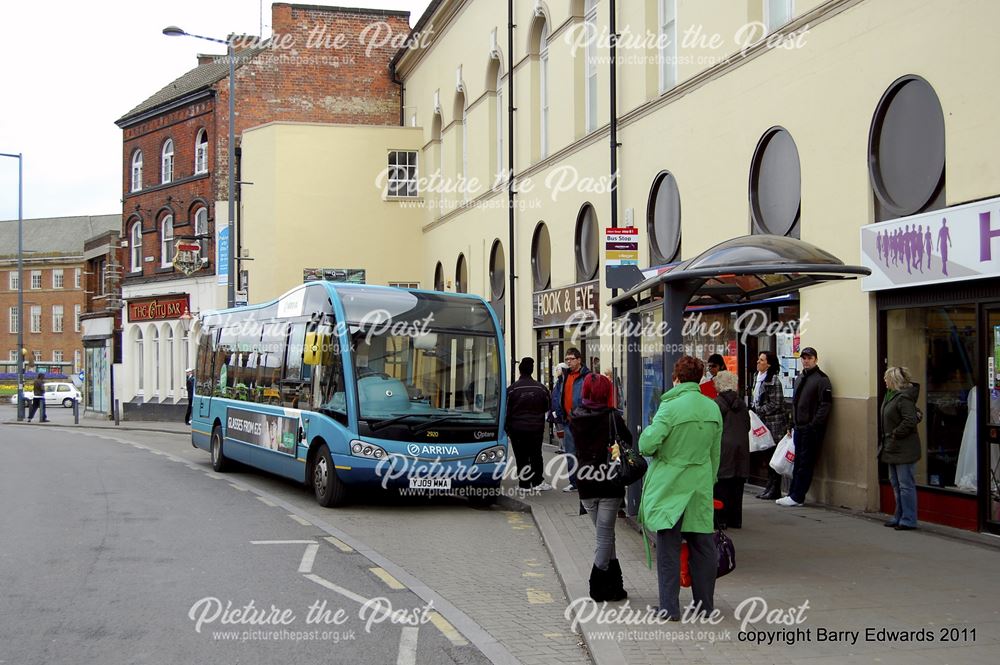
[312,443,347,507]
[211,425,230,473]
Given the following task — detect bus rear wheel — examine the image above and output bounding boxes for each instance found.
[211,425,230,473]
[312,443,347,507]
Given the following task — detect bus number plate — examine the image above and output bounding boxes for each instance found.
[408,478,452,490]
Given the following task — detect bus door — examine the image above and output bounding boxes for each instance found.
[196,325,218,421]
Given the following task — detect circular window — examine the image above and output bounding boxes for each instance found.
[575,205,599,282]
[647,172,681,264]
[433,262,444,291]
[531,223,551,291]
[489,240,505,299]
[869,76,945,217]
[455,254,468,294]
[749,127,801,237]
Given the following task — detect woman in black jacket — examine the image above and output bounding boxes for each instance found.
[714,371,751,528]
[751,351,789,500]
[570,372,630,602]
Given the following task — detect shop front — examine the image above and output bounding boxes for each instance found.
[862,195,1000,533]
[81,313,117,416]
[532,279,601,391]
[610,235,869,514]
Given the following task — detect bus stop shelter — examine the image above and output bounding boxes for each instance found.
[607,234,871,514]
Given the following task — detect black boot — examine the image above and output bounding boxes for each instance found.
[605,559,628,602]
[589,565,609,602]
[756,470,781,500]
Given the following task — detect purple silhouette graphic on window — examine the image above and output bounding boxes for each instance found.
[925,227,933,270]
[937,219,952,275]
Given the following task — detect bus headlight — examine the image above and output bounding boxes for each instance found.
[350,439,387,461]
[476,445,506,465]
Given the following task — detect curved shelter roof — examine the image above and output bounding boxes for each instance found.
[609,234,871,308]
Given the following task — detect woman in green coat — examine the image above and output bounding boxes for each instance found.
[639,356,722,621]
[880,366,921,530]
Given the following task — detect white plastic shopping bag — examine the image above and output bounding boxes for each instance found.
[769,433,795,477]
[749,411,776,452]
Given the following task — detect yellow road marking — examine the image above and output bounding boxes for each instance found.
[324,536,353,552]
[288,514,313,527]
[526,588,554,604]
[522,572,545,578]
[428,612,468,646]
[229,484,248,491]
[369,567,405,590]
[256,496,277,507]
[543,632,564,639]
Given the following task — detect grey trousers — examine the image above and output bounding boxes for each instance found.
[655,517,717,617]
[581,497,622,570]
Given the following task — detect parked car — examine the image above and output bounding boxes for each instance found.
[9,382,81,407]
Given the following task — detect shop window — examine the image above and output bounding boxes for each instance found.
[884,306,975,493]
[575,204,600,282]
[869,76,945,222]
[750,127,801,238]
[532,222,552,291]
[648,171,681,264]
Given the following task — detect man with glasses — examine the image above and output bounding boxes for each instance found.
[553,348,591,492]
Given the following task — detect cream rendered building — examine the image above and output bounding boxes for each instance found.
[245,0,1000,531]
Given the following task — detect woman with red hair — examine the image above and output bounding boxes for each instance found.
[639,355,722,621]
[570,372,631,602]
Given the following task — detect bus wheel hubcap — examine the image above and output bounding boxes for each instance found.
[316,458,328,493]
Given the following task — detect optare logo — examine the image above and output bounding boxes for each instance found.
[406,444,420,455]
[474,431,495,440]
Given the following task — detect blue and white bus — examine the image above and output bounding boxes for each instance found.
[191,282,508,506]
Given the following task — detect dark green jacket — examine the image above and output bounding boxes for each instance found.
[879,383,921,465]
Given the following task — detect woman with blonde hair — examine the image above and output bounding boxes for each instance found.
[880,366,921,530]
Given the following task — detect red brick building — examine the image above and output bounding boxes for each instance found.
[0,215,120,379]
[113,3,410,419]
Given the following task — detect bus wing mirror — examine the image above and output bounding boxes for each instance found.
[304,332,331,366]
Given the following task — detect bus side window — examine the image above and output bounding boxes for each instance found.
[258,319,286,406]
[283,322,307,409]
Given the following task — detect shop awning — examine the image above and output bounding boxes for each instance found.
[609,234,871,309]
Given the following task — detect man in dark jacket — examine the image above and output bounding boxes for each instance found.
[184,368,195,425]
[27,373,48,423]
[778,347,833,506]
[552,348,591,491]
[505,357,552,490]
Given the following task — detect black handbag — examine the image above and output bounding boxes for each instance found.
[607,411,648,488]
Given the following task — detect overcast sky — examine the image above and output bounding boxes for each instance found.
[0,0,431,222]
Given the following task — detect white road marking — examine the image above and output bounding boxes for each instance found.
[304,573,371,606]
[397,626,419,665]
[250,540,319,545]
[298,543,320,574]
[323,536,353,552]
[370,567,406,590]
[287,514,313,526]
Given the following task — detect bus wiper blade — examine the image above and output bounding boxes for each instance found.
[368,413,423,431]
[410,414,484,434]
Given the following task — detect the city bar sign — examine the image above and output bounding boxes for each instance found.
[532,280,599,328]
[861,195,1000,291]
[128,295,190,322]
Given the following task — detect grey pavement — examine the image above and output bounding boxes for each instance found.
[503,443,1000,665]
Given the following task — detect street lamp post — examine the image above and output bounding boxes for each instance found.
[163,26,236,308]
[1,151,24,420]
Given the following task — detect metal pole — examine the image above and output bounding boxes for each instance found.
[507,0,517,374]
[609,0,619,231]
[1,152,24,420]
[227,41,236,308]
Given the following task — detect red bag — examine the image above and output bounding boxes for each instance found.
[680,500,730,588]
